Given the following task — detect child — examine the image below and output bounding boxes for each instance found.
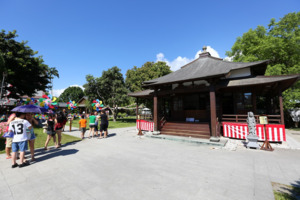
[44,114,57,150]
[78,115,87,139]
[8,113,32,168]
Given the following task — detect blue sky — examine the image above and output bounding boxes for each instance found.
[1,0,299,96]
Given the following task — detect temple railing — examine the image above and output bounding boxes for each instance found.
[160,116,166,129]
[221,114,282,124]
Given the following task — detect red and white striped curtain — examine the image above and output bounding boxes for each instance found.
[136,120,154,132]
[222,122,286,142]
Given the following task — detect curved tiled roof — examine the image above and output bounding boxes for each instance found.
[143,56,268,86]
[225,75,299,87]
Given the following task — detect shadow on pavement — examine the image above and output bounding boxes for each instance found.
[33,148,79,163]
[107,133,117,138]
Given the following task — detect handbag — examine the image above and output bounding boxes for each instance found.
[2,131,14,138]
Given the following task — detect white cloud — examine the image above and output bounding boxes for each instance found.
[156,46,221,71]
[223,56,233,62]
[52,89,65,97]
[52,85,84,97]
[194,46,220,59]
[156,53,192,71]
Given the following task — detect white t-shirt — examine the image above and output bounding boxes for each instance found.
[8,119,32,142]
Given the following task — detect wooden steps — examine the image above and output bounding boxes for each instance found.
[160,122,211,139]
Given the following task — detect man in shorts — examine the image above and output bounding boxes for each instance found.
[8,113,32,168]
[99,110,109,138]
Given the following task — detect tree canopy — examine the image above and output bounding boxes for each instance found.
[125,61,172,92]
[226,12,300,109]
[0,30,59,99]
[58,86,85,103]
[84,66,128,121]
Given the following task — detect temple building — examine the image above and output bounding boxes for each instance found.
[128,47,299,142]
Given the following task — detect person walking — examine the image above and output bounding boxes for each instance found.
[98,110,109,139]
[55,111,65,147]
[44,114,57,150]
[94,111,100,137]
[8,113,32,168]
[88,112,96,138]
[62,109,67,131]
[25,113,38,161]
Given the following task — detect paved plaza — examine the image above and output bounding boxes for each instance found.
[1,127,300,200]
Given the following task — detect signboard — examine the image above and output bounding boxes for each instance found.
[259,116,268,124]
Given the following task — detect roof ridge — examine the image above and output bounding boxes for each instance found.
[180,57,201,69]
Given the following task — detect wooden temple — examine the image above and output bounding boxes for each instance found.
[128,47,299,142]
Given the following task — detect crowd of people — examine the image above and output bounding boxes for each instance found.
[2,108,110,168]
[79,110,109,139]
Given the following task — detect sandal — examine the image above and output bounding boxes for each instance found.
[19,162,29,168]
[12,163,19,168]
[24,160,30,165]
[6,156,12,159]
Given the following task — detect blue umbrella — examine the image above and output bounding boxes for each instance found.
[12,105,43,113]
[38,106,48,113]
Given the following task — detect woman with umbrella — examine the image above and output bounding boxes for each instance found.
[11,105,46,163]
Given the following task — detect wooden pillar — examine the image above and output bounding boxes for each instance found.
[279,92,284,124]
[136,98,139,118]
[252,93,257,114]
[218,93,222,120]
[153,90,159,131]
[210,85,219,142]
[266,97,271,114]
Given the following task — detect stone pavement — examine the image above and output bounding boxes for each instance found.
[1,127,300,200]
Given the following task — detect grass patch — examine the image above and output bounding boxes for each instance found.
[0,128,81,154]
[272,182,300,200]
[66,117,136,129]
[274,191,297,200]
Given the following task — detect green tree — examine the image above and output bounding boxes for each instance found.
[0,30,59,99]
[84,66,128,121]
[125,61,172,109]
[125,61,172,92]
[49,67,59,96]
[58,86,84,103]
[226,12,300,109]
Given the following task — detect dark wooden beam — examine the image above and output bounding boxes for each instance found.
[136,98,139,117]
[153,89,159,131]
[252,93,257,114]
[157,86,209,96]
[209,85,219,142]
[279,91,284,124]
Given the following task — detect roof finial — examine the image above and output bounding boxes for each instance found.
[202,46,207,53]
